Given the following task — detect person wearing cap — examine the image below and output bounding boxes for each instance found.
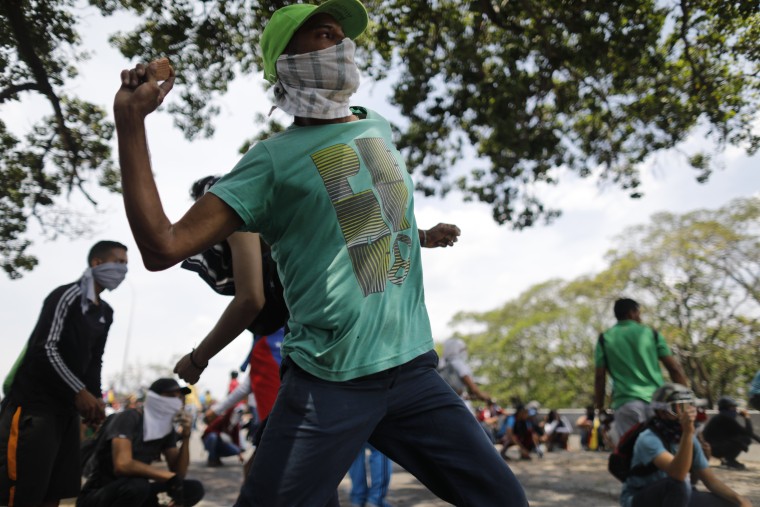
[112,0,527,505]
[437,338,493,410]
[76,378,204,507]
[701,396,759,471]
[499,404,542,460]
[0,240,128,507]
[620,383,751,507]
[595,298,689,444]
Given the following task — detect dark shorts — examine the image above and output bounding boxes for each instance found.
[0,403,81,506]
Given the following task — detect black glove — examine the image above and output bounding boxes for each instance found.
[166,474,185,505]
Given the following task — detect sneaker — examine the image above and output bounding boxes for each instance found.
[206,457,224,467]
[724,459,746,471]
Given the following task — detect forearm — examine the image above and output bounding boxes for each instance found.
[212,377,251,414]
[116,115,176,269]
[463,376,489,401]
[42,303,86,394]
[116,458,175,481]
[194,297,261,364]
[703,473,747,506]
[742,417,760,443]
[84,363,103,400]
[663,356,688,385]
[665,434,694,480]
[168,439,191,478]
[593,370,606,410]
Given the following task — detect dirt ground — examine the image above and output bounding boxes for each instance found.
[333,445,759,507]
[190,440,759,506]
[62,434,759,506]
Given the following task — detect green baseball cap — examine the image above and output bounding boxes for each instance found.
[261,0,368,83]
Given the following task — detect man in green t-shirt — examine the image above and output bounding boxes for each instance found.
[594,298,688,443]
[112,0,527,505]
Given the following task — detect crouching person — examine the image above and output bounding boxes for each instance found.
[77,378,204,507]
[621,383,751,507]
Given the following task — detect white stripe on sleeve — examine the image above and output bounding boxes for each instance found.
[44,285,87,393]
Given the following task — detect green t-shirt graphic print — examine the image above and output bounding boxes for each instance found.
[211,108,433,381]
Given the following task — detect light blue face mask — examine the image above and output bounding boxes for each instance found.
[80,262,128,313]
[92,262,128,290]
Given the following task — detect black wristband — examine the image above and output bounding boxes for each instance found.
[189,348,205,369]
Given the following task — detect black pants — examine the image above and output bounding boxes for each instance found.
[236,350,527,507]
[709,434,751,461]
[77,477,204,507]
[0,404,81,505]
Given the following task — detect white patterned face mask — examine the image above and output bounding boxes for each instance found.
[273,38,360,119]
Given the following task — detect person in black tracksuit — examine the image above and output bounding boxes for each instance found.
[0,241,128,507]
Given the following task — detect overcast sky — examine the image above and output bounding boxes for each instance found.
[2,7,759,400]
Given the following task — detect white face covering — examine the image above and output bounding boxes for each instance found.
[273,38,361,119]
[92,262,128,290]
[143,391,183,441]
[79,262,128,314]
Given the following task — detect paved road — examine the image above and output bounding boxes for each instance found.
[192,434,759,507]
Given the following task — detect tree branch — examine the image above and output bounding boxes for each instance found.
[3,0,81,186]
[0,82,39,103]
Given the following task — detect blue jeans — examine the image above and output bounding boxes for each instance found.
[203,432,242,461]
[348,444,392,507]
[235,350,527,507]
[631,478,736,507]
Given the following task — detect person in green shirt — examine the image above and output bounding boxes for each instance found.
[595,298,688,444]
[111,0,528,505]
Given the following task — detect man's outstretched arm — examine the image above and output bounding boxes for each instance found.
[661,355,688,386]
[114,61,242,270]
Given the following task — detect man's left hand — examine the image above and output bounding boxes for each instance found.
[174,352,207,385]
[423,223,461,248]
[114,61,175,122]
[174,411,193,439]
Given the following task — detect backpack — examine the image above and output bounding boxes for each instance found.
[80,413,117,479]
[608,420,666,482]
[181,239,289,336]
[437,362,465,395]
[2,343,27,396]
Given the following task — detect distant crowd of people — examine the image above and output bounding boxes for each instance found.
[437,300,757,507]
